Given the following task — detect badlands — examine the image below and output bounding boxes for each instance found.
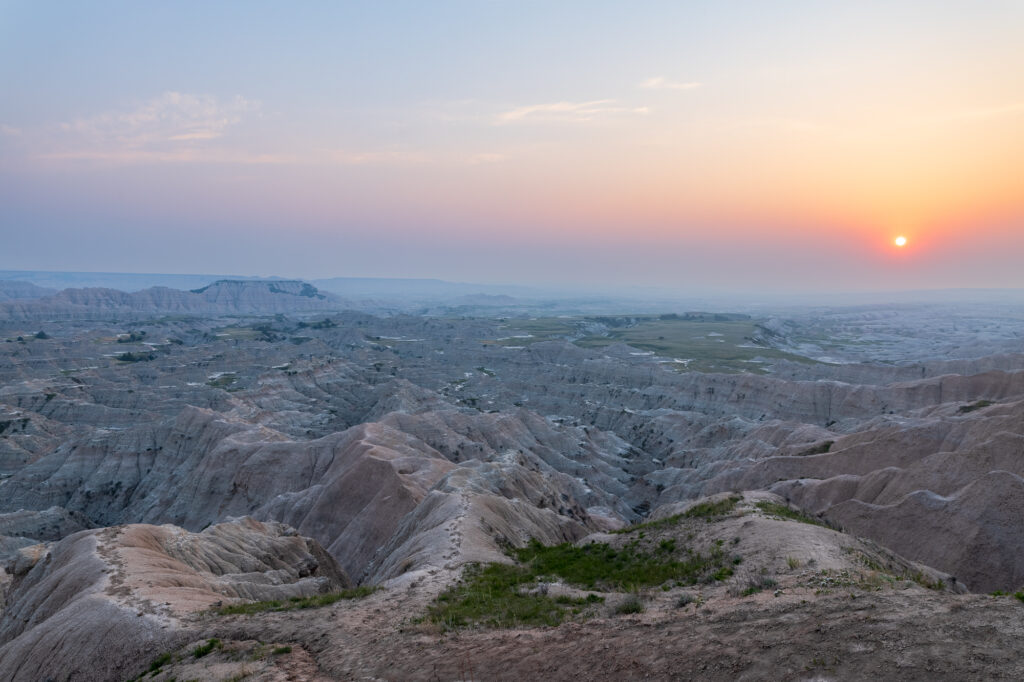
[1,279,1024,680]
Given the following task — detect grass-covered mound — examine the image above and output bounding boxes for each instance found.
[426,535,734,629]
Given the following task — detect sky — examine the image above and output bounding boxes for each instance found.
[1,1,1023,293]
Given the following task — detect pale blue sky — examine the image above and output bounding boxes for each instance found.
[2,1,1023,291]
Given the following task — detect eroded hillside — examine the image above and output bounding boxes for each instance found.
[2,300,1024,680]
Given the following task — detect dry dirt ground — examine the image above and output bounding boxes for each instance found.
[152,579,1024,681]
[149,497,1024,681]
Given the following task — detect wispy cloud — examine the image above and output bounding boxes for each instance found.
[59,91,259,149]
[1,124,23,137]
[496,99,649,124]
[639,76,701,91]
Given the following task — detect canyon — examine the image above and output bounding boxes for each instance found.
[1,279,1023,680]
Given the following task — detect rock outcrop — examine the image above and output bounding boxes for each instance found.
[0,517,347,682]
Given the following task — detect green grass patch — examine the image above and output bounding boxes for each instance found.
[487,315,815,373]
[682,495,742,519]
[906,571,945,591]
[192,638,222,658]
[614,595,645,614]
[214,586,378,615]
[117,351,156,362]
[755,501,830,528]
[514,538,729,590]
[148,652,172,672]
[615,496,741,534]
[427,535,733,630]
[206,374,237,389]
[959,400,993,413]
[426,562,602,629]
[272,645,293,655]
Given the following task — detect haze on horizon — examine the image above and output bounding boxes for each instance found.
[2,1,1023,294]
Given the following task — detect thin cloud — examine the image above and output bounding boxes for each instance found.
[1,124,23,137]
[496,99,648,124]
[60,91,259,147]
[639,76,701,91]
[23,92,263,163]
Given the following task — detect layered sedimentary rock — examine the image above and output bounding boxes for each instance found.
[0,280,346,322]
[0,518,346,682]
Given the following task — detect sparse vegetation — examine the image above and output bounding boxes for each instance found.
[271,645,293,655]
[513,538,731,590]
[797,440,833,456]
[486,315,816,373]
[682,495,742,519]
[959,400,993,413]
[192,638,222,658]
[213,586,378,615]
[756,500,831,528]
[614,595,645,614]
[206,374,236,388]
[614,495,741,534]
[427,535,735,630]
[907,571,945,591]
[675,592,698,607]
[730,569,778,597]
[426,562,603,629]
[148,652,172,673]
[117,351,156,362]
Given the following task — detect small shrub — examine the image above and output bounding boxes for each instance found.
[676,593,697,607]
[958,400,993,413]
[730,569,777,597]
[907,571,944,591]
[192,638,222,658]
[117,351,156,362]
[148,652,172,672]
[786,556,801,569]
[272,646,292,655]
[615,595,645,615]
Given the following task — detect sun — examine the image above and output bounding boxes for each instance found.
[894,235,907,247]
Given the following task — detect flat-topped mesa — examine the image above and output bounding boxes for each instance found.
[0,280,346,321]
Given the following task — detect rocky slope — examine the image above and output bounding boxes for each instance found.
[2,303,1024,678]
[0,517,347,682]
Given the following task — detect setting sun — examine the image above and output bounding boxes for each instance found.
[894,236,908,247]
